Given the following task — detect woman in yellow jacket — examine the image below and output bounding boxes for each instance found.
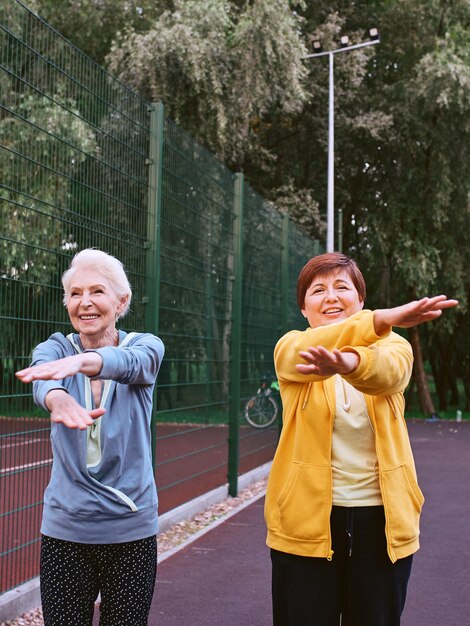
[265,252,458,626]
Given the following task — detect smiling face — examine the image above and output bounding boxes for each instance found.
[66,269,128,348]
[301,269,364,329]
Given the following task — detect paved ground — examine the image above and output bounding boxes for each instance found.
[142,420,470,626]
[401,420,470,626]
[152,498,270,626]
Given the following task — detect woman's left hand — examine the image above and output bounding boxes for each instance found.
[374,295,459,334]
[296,346,359,377]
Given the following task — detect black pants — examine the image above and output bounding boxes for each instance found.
[271,506,413,626]
[40,534,157,626]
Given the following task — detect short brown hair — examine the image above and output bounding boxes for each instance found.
[296,252,366,309]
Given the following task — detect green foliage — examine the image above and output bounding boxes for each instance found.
[31,0,166,65]
[271,180,325,239]
[0,91,97,283]
[4,0,470,410]
[107,0,309,170]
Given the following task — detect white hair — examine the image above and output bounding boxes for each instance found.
[62,249,132,319]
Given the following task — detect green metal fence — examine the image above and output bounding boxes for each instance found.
[0,0,322,596]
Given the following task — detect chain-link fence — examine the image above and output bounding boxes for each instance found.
[0,0,322,596]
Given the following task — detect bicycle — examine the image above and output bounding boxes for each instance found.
[244,376,280,429]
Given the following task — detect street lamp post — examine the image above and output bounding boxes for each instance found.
[304,29,380,252]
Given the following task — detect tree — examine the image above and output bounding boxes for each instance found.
[265,0,470,414]
[341,1,470,414]
[0,88,99,399]
[30,0,166,66]
[107,0,309,172]
[271,181,325,240]
[5,0,470,413]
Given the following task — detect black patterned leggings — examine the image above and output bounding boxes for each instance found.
[40,534,157,626]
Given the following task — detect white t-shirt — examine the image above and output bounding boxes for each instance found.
[332,375,383,506]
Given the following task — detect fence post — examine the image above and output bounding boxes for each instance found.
[228,172,244,497]
[281,214,290,336]
[146,101,164,468]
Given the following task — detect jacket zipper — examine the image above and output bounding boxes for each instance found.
[65,332,139,512]
[325,378,336,561]
[300,377,340,562]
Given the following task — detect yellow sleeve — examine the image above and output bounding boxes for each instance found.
[274,309,390,383]
[342,332,413,395]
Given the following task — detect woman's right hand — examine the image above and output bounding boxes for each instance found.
[15,352,102,383]
[297,346,360,376]
[45,390,105,430]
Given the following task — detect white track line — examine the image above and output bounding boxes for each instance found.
[0,458,52,474]
[0,437,47,450]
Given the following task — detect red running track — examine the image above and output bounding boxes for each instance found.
[0,418,278,593]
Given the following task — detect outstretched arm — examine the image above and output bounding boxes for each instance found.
[373,295,458,335]
[16,353,104,430]
[297,295,458,378]
[43,389,105,430]
[296,347,359,376]
[15,352,102,382]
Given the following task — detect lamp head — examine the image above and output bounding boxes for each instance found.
[311,39,322,53]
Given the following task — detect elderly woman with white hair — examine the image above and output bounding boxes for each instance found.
[16,248,164,626]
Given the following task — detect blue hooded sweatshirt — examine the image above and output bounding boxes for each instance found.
[31,330,164,544]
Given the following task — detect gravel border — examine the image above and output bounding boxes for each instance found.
[1,478,267,626]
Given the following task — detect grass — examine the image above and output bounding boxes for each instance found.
[156,409,229,425]
[405,408,469,421]
[2,397,469,425]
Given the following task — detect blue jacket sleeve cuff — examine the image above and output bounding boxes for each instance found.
[34,381,68,410]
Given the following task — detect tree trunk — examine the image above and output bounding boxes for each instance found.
[428,351,447,411]
[404,377,416,410]
[408,327,437,417]
[463,374,470,412]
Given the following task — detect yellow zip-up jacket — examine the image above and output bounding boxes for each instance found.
[265,309,424,563]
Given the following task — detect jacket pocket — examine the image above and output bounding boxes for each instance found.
[381,464,424,546]
[277,462,330,540]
